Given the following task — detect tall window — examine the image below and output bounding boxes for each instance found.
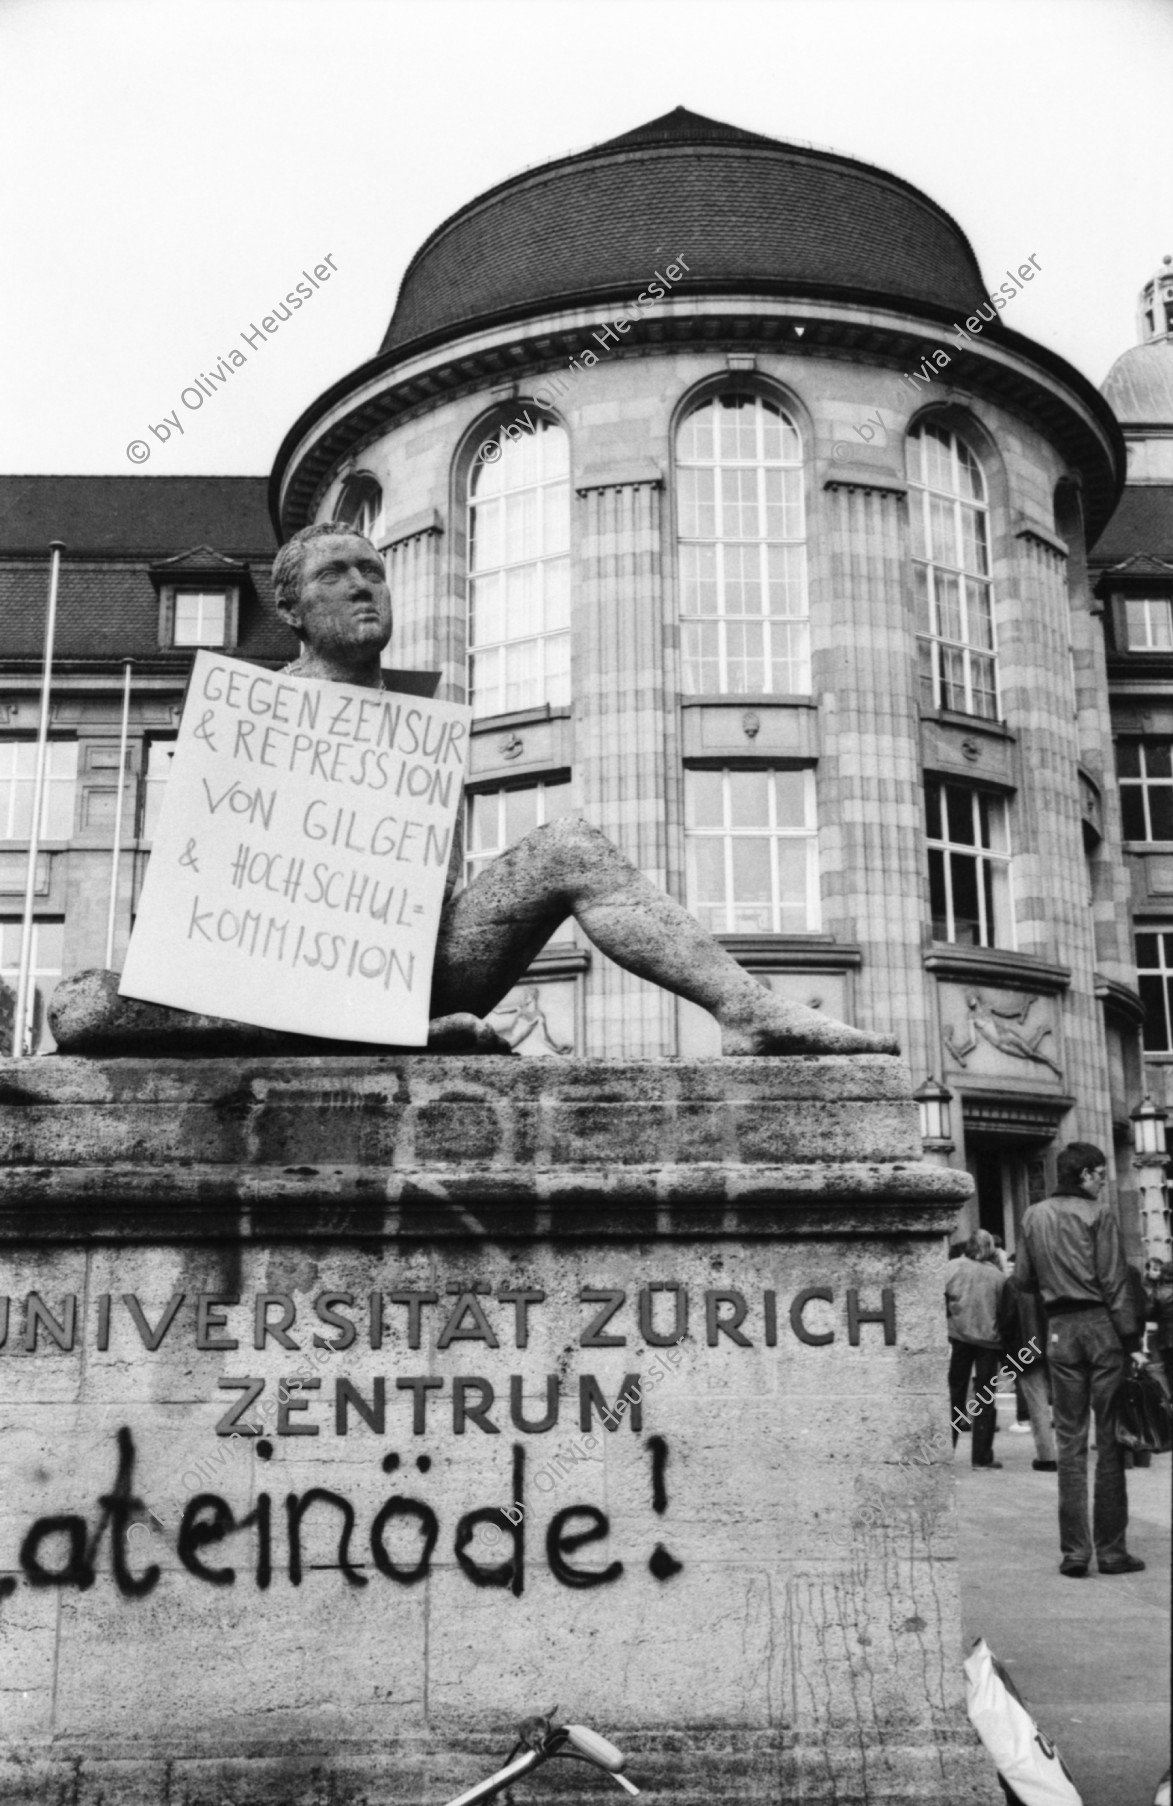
[677,395,808,695]
[1122,597,1173,650]
[1137,931,1173,1052]
[173,591,228,647]
[909,424,997,719]
[140,738,176,841]
[0,918,64,1055]
[468,419,570,720]
[684,767,818,933]
[926,779,1011,947]
[465,779,575,886]
[1117,739,1173,840]
[0,741,78,840]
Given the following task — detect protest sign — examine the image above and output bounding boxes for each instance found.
[119,651,470,1045]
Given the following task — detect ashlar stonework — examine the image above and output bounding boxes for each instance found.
[0,1053,996,1804]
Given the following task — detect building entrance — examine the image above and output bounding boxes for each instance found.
[964,1146,1049,1252]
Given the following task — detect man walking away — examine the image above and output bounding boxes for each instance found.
[946,1228,1007,1469]
[1015,1142,1145,1578]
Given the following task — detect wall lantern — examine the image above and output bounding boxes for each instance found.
[914,1075,953,1144]
[1130,1094,1168,1160]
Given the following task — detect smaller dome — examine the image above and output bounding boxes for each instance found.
[1102,339,1173,426]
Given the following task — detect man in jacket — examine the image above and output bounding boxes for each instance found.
[1015,1142,1145,1577]
[946,1228,1007,1469]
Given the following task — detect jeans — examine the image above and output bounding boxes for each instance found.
[948,1340,1001,1465]
[1019,1358,1056,1463]
[1047,1306,1128,1565]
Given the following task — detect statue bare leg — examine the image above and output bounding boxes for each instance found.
[430,816,896,1055]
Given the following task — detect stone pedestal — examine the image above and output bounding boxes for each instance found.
[0,1053,995,1804]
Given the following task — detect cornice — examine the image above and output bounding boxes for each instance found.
[270,296,1124,546]
[923,945,1071,993]
[717,935,862,971]
[1094,973,1145,1027]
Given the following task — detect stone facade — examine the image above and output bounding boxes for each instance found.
[1092,256,1173,1260]
[0,119,1147,1252]
[0,1052,995,1804]
[277,269,1137,1252]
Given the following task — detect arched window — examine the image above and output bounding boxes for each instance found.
[335,472,384,545]
[467,418,570,720]
[908,424,997,719]
[676,394,807,695]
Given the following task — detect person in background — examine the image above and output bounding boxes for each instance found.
[1002,1256,1057,1470]
[1015,1142,1146,1577]
[1145,1257,1173,1398]
[946,1228,1007,1470]
[1004,1252,1036,1437]
[1122,1260,1154,1469]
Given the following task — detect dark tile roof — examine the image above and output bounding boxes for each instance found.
[0,476,290,663]
[0,475,276,556]
[600,107,789,152]
[0,560,292,661]
[380,108,986,356]
[1091,484,1173,566]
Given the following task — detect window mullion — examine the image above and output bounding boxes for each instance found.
[723,771,734,932]
[971,792,988,945]
[944,844,956,942]
[758,538,770,693]
[767,774,779,933]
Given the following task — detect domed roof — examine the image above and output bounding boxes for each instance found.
[1103,337,1173,425]
[380,107,987,355]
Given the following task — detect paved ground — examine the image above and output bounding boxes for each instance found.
[957,1399,1171,1806]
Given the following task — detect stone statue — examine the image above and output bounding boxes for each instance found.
[273,524,892,1056]
[51,524,895,1057]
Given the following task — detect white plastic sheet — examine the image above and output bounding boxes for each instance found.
[964,1637,1082,1806]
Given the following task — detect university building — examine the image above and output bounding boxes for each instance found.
[2,110,1168,1260]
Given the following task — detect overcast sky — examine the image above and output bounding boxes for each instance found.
[2,0,1170,481]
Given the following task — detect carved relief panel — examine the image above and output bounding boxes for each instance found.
[939,983,1065,1086]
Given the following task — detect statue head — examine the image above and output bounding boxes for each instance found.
[272,523,391,666]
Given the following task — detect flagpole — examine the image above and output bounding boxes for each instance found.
[13,541,64,1057]
[104,659,133,969]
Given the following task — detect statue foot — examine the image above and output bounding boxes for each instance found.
[426,1013,514,1055]
[719,996,898,1057]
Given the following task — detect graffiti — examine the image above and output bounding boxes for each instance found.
[5,1428,681,1602]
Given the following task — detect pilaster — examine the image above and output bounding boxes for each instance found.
[818,474,931,1081]
[574,472,676,1057]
